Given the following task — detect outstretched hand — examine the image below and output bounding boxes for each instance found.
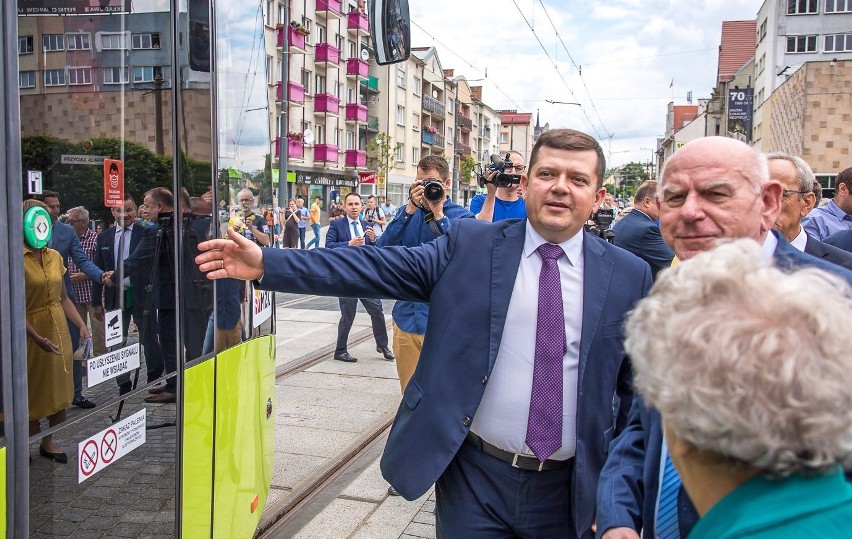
[196,227,265,281]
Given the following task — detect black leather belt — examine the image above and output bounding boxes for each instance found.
[465,431,573,472]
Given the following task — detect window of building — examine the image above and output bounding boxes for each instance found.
[266,55,274,84]
[316,125,326,144]
[500,132,508,143]
[301,68,312,94]
[396,66,406,88]
[412,147,419,164]
[413,77,421,96]
[132,33,161,49]
[786,35,818,53]
[43,34,64,52]
[301,17,313,43]
[315,73,326,94]
[758,19,767,42]
[386,183,404,207]
[265,0,274,25]
[335,34,345,52]
[348,40,357,59]
[395,143,404,162]
[19,71,36,88]
[447,127,452,140]
[826,0,852,12]
[44,69,66,86]
[104,67,129,84]
[334,128,343,147]
[68,67,92,85]
[19,35,34,55]
[316,25,326,45]
[825,33,852,52]
[101,33,128,50]
[133,66,163,83]
[787,0,818,14]
[346,85,356,103]
[346,130,355,150]
[396,105,405,125]
[757,53,765,75]
[334,81,343,99]
[412,113,420,131]
[66,33,91,50]
[278,4,286,24]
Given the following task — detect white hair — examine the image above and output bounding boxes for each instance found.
[625,239,852,477]
[766,151,816,193]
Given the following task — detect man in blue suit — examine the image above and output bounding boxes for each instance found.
[596,137,852,539]
[825,229,852,253]
[326,191,393,363]
[197,129,652,538]
[612,180,674,279]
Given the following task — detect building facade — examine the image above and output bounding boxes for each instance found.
[497,109,534,159]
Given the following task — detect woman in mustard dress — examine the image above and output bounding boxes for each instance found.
[24,199,91,463]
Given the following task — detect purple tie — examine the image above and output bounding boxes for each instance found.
[525,243,566,462]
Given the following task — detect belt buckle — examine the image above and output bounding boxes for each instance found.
[511,453,545,472]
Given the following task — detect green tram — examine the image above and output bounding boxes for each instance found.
[0,0,407,536]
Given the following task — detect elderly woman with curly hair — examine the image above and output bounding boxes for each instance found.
[624,239,852,538]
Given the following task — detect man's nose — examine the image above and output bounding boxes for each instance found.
[679,193,705,221]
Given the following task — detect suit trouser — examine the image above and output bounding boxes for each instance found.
[115,303,162,391]
[158,309,178,392]
[392,322,424,392]
[336,297,388,353]
[184,307,212,361]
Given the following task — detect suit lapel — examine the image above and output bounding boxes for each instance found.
[578,234,612,388]
[488,221,525,372]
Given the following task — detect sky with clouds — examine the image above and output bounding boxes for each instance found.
[409,0,762,167]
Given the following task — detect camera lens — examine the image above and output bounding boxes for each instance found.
[422,180,444,203]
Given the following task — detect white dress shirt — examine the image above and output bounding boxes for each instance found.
[347,217,362,238]
[470,222,584,460]
[790,226,808,252]
[114,223,134,286]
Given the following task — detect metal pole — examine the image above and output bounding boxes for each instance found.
[154,74,165,155]
[278,2,290,208]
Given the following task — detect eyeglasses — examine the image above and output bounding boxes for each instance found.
[511,165,526,172]
[781,189,808,199]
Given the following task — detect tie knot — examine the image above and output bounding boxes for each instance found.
[537,243,563,261]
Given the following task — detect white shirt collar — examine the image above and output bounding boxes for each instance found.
[523,222,583,267]
[760,232,779,266]
[790,226,808,252]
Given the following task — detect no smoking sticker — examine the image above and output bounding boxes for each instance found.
[78,409,146,483]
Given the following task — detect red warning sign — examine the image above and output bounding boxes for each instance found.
[101,428,118,464]
[80,439,99,478]
[104,159,124,208]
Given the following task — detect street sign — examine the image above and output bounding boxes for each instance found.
[78,409,146,483]
[104,158,124,207]
[104,309,123,348]
[27,170,43,194]
[60,154,107,165]
[86,343,140,388]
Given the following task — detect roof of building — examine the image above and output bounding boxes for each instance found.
[717,20,756,85]
[497,110,533,125]
[672,105,699,130]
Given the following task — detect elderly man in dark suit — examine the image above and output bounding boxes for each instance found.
[596,137,852,539]
[613,180,674,279]
[196,129,653,538]
[325,191,393,363]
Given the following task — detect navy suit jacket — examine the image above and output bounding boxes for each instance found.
[804,234,852,271]
[257,218,653,537]
[596,230,852,538]
[325,217,376,248]
[824,229,852,254]
[92,222,149,311]
[612,210,674,279]
[50,221,104,303]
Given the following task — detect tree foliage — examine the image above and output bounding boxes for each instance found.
[366,132,394,192]
[459,156,476,187]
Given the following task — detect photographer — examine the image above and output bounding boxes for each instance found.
[364,195,386,237]
[235,188,270,246]
[470,150,527,222]
[587,189,617,242]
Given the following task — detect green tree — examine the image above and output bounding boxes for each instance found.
[366,132,394,196]
[459,155,476,188]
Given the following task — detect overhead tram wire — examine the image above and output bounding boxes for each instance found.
[507,0,606,141]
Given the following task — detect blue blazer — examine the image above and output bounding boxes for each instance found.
[823,229,852,255]
[804,234,852,271]
[257,218,653,537]
[325,217,376,248]
[612,209,674,279]
[91,222,149,310]
[50,221,104,303]
[596,230,852,538]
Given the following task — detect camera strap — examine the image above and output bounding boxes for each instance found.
[420,205,444,237]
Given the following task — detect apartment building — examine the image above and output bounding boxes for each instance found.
[705,20,757,141]
[497,110,534,159]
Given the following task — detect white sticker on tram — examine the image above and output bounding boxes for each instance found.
[86,343,141,388]
[78,408,146,483]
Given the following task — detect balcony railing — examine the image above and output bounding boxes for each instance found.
[274,137,305,159]
[345,103,368,122]
[314,143,339,162]
[456,113,472,131]
[422,95,445,116]
[421,131,445,147]
[347,10,369,33]
[316,0,342,17]
[314,93,340,114]
[366,115,379,132]
[456,141,472,156]
[346,58,369,78]
[360,75,380,93]
[315,43,340,64]
[279,26,307,51]
[280,81,305,104]
[345,149,367,168]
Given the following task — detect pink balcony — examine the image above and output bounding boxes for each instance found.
[314,93,340,113]
[315,42,340,64]
[347,11,369,32]
[345,150,367,168]
[282,81,305,104]
[345,103,368,122]
[346,58,369,78]
[275,137,305,159]
[314,143,339,162]
[316,0,342,16]
[279,26,307,50]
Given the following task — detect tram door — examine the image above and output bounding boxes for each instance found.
[4,0,275,537]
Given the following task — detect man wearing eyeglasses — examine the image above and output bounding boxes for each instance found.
[470,150,528,222]
[235,188,270,246]
[768,152,852,270]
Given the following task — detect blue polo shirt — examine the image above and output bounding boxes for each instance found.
[469,193,526,221]
[377,200,473,334]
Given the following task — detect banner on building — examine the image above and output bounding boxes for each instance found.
[727,88,753,144]
[358,172,377,184]
[18,0,130,16]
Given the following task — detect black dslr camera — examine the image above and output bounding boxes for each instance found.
[475,153,522,188]
[421,177,445,203]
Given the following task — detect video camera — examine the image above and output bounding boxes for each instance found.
[590,206,616,243]
[475,153,522,189]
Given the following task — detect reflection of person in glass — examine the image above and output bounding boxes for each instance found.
[234,188,270,246]
[23,199,91,464]
[385,0,408,60]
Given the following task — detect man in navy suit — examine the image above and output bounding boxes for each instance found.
[326,192,393,363]
[92,194,161,395]
[196,129,653,538]
[596,137,852,539]
[768,152,852,270]
[612,180,674,279]
[825,229,852,253]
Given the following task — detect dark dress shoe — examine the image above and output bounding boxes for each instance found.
[387,485,400,496]
[377,346,395,361]
[333,351,358,363]
[39,445,68,464]
[148,386,166,394]
[144,391,177,404]
[72,397,96,409]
